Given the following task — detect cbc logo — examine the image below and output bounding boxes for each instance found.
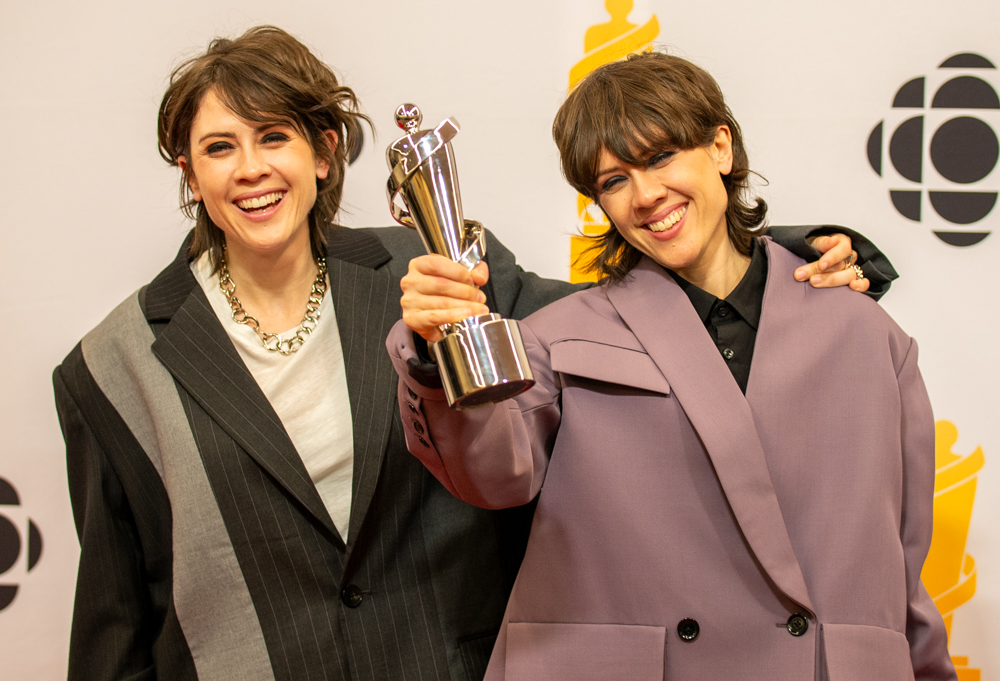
[867,52,999,247]
[0,477,44,612]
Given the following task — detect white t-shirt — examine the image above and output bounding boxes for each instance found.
[192,253,355,540]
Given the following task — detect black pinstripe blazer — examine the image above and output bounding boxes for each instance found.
[53,224,892,681]
[53,225,580,681]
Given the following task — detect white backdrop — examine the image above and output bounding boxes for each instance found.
[1,0,997,678]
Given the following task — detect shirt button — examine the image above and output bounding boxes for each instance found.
[341,585,364,608]
[786,613,809,636]
[413,420,425,434]
[417,436,429,448]
[722,348,735,360]
[717,306,730,318]
[677,618,700,641]
[407,402,418,414]
[407,388,418,400]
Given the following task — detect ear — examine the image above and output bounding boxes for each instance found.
[316,129,338,180]
[711,125,734,176]
[178,155,202,202]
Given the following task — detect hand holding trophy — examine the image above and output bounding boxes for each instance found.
[387,104,534,409]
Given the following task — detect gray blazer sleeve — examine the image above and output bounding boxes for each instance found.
[766,224,898,300]
[487,224,897,307]
[482,230,587,319]
[376,222,896,316]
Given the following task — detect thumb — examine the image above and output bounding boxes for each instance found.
[469,261,490,287]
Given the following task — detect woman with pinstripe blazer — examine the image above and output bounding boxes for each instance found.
[54,26,892,681]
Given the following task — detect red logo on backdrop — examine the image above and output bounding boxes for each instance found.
[867,53,999,247]
[0,477,43,612]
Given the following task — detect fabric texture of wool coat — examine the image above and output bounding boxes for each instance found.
[387,238,954,681]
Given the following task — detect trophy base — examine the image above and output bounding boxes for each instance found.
[432,314,535,409]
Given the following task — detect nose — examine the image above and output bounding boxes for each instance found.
[235,145,269,183]
[632,170,666,210]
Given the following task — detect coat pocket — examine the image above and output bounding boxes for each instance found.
[823,623,915,681]
[505,622,665,681]
[550,339,670,395]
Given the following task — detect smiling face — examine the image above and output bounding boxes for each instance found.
[594,126,740,286]
[553,52,764,284]
[182,89,332,263]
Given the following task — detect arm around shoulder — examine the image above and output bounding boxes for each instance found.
[767,224,898,300]
[482,229,587,319]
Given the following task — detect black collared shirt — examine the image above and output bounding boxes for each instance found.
[672,240,767,394]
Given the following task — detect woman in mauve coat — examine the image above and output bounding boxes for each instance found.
[387,52,955,681]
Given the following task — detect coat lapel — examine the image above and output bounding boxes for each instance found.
[146,236,342,542]
[322,227,401,550]
[605,256,815,616]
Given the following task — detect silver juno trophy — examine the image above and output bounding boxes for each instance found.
[387,103,534,409]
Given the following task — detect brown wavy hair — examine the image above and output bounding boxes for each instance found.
[553,50,767,283]
[157,25,372,268]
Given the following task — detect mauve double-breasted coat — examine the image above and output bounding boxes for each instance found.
[387,238,955,681]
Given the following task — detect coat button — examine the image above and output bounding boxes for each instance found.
[786,613,808,636]
[677,618,700,641]
[341,585,364,608]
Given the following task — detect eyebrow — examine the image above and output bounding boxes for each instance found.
[198,131,236,144]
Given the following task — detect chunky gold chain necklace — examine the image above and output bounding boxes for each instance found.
[218,253,328,356]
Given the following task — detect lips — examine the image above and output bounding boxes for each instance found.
[235,191,286,213]
[646,204,687,232]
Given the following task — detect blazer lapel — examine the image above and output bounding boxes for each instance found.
[323,227,400,550]
[146,238,342,542]
[605,257,815,616]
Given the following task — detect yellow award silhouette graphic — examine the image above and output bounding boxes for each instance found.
[568,1,659,283]
[922,420,984,681]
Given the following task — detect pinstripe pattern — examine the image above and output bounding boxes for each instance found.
[327,256,398,547]
[58,226,581,681]
[182,390,351,681]
[153,290,341,542]
[144,228,469,681]
[56,345,196,681]
[81,294,275,681]
[339,412,450,680]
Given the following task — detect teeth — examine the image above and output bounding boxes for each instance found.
[647,205,687,232]
[237,192,284,211]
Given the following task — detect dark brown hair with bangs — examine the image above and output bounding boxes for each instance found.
[157,25,372,268]
[553,50,766,282]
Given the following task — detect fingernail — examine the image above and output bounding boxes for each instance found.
[811,274,822,284]
[794,269,807,281]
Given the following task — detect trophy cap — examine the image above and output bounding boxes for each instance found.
[386,104,460,177]
[395,103,422,134]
